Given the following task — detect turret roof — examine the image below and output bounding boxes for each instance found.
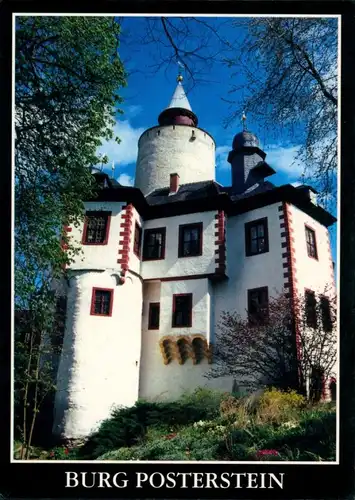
[165,79,192,112]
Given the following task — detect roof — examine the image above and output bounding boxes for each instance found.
[232,130,260,150]
[146,180,222,205]
[89,173,336,227]
[165,81,192,112]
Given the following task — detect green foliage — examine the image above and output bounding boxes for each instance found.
[74,388,336,462]
[255,387,306,424]
[14,16,126,457]
[78,389,225,459]
[223,407,335,461]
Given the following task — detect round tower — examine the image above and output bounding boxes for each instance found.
[134,75,216,196]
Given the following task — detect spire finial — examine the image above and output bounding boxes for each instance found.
[111,160,115,179]
[241,110,247,131]
[177,60,184,83]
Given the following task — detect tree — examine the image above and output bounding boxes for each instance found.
[207,290,337,400]
[224,18,338,206]
[14,16,126,457]
[130,17,337,203]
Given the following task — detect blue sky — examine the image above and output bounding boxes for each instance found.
[96,16,337,268]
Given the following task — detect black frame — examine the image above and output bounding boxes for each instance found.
[247,286,269,324]
[172,293,193,328]
[245,217,269,256]
[305,289,317,328]
[142,227,166,261]
[133,222,142,258]
[148,303,160,330]
[178,222,203,258]
[305,225,318,259]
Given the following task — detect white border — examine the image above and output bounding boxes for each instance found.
[11,12,341,466]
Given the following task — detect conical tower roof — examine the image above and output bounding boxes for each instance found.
[165,78,192,111]
[158,75,198,127]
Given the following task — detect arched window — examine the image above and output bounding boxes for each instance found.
[177,338,190,365]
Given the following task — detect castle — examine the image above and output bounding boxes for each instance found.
[52,75,336,440]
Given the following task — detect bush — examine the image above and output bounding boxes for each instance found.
[79,388,225,459]
[254,388,306,424]
[99,423,226,461]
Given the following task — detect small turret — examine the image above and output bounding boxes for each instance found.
[228,113,275,194]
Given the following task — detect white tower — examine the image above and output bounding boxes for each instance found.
[134,75,216,196]
[52,194,143,440]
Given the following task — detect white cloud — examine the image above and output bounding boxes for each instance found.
[97,119,145,167]
[216,143,305,181]
[291,181,302,187]
[215,145,231,171]
[264,144,305,178]
[117,173,134,186]
[125,105,143,118]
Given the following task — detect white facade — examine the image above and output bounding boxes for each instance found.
[134,125,216,196]
[52,81,336,440]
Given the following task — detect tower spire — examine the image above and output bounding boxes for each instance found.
[157,69,198,127]
[177,60,184,82]
[241,110,247,131]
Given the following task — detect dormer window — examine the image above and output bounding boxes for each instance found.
[82,211,111,245]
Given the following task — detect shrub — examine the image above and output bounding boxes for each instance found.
[79,388,225,459]
[255,388,306,424]
[99,425,225,461]
[258,410,336,461]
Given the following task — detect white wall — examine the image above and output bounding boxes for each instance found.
[141,211,217,280]
[134,125,215,195]
[214,203,285,322]
[129,207,143,276]
[289,204,335,296]
[139,278,229,400]
[53,270,142,439]
[68,201,125,271]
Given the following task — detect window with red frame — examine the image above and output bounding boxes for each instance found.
[148,303,160,329]
[91,288,113,316]
[305,289,317,327]
[172,294,192,328]
[178,222,203,257]
[134,223,142,258]
[83,211,111,245]
[305,226,318,259]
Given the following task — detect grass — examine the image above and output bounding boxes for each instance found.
[14,387,336,462]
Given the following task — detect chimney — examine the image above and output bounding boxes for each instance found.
[169,173,180,194]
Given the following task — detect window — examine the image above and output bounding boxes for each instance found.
[305,289,317,328]
[178,223,203,258]
[133,223,142,258]
[248,287,269,324]
[305,225,318,259]
[172,294,193,328]
[90,288,113,316]
[320,296,332,332]
[143,228,166,260]
[245,218,269,256]
[82,211,111,245]
[148,303,160,330]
